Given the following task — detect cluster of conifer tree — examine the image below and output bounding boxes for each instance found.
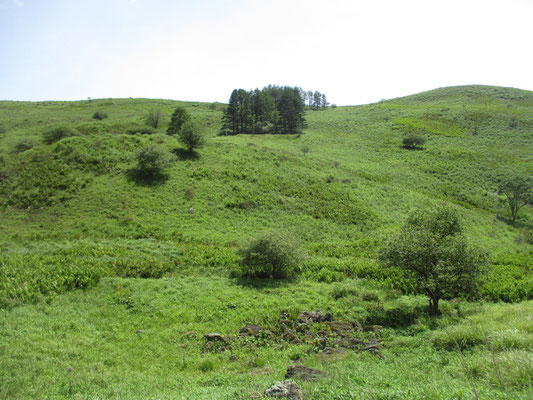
[222,85,318,135]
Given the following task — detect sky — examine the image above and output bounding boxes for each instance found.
[1,0,532,105]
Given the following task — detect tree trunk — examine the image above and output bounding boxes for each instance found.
[428,297,441,316]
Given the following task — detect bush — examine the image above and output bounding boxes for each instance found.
[134,145,171,179]
[92,111,108,120]
[237,231,304,279]
[11,138,37,154]
[178,120,205,152]
[402,134,425,149]
[43,126,78,145]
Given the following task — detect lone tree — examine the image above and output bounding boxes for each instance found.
[167,106,190,136]
[145,109,162,129]
[498,175,533,222]
[380,206,487,316]
[178,120,205,152]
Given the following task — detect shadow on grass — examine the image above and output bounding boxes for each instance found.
[126,167,169,186]
[173,148,199,161]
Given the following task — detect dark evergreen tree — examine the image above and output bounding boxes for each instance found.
[167,106,190,136]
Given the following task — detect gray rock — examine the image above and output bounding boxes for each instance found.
[204,333,226,343]
[239,324,266,336]
[264,380,302,399]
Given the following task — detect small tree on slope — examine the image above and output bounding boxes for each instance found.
[380,206,488,316]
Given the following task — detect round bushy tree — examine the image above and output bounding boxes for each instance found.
[178,120,205,152]
[167,106,190,136]
[135,145,170,179]
[237,231,304,279]
[380,206,488,315]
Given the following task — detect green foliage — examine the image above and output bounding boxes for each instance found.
[125,126,155,135]
[498,175,533,222]
[178,120,205,152]
[11,138,37,154]
[237,231,304,279]
[482,263,533,302]
[145,108,162,129]
[380,206,488,315]
[134,145,171,180]
[402,134,426,149]
[223,85,306,135]
[0,254,104,309]
[92,111,108,120]
[167,106,190,136]
[42,126,78,144]
[0,149,81,208]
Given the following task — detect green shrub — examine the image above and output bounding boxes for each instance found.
[236,231,304,279]
[178,120,205,152]
[92,111,108,120]
[43,126,78,144]
[11,138,37,154]
[402,134,426,149]
[134,145,171,180]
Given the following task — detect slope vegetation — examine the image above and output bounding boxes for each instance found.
[0,85,531,398]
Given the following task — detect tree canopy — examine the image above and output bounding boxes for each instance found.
[380,206,488,315]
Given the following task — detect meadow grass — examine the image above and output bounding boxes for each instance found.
[0,85,532,398]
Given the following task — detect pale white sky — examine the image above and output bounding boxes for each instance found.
[1,0,532,105]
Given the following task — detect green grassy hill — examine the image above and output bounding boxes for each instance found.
[0,85,532,399]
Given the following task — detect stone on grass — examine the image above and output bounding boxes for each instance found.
[264,380,302,399]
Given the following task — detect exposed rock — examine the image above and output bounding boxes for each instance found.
[283,330,300,344]
[363,324,383,332]
[327,321,354,337]
[333,337,364,349]
[285,365,326,381]
[316,337,327,350]
[264,380,302,399]
[298,310,332,323]
[239,324,266,336]
[321,347,338,355]
[204,333,226,343]
[280,319,293,328]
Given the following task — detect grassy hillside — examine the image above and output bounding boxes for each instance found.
[0,85,532,398]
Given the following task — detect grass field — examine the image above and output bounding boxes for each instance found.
[0,85,532,398]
